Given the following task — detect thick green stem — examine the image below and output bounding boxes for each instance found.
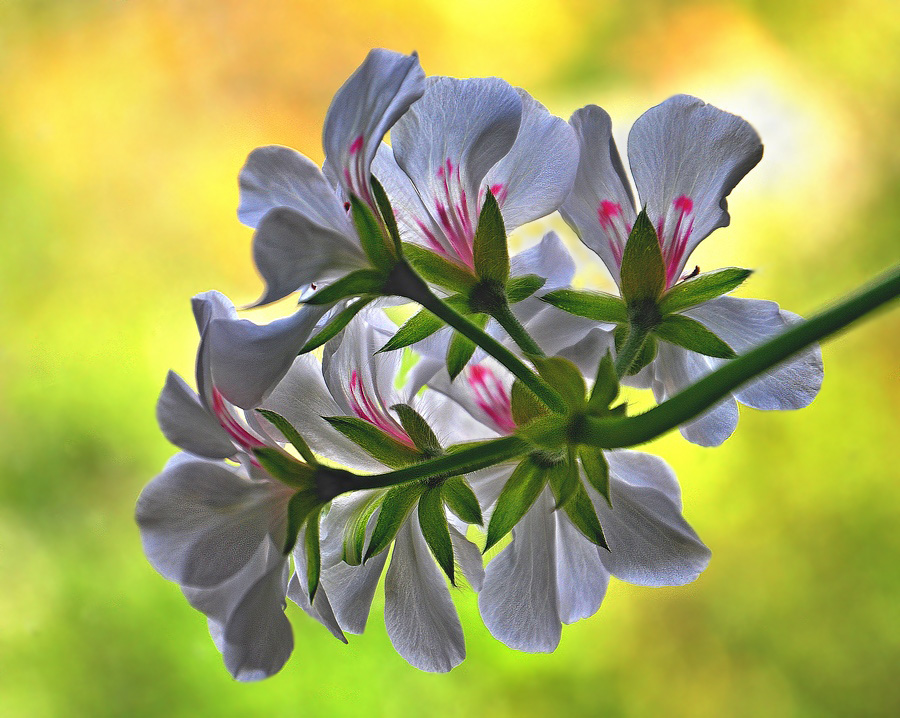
[489,301,546,357]
[386,261,567,414]
[578,266,900,448]
[614,322,652,377]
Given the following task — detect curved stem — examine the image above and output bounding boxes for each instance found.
[386,261,567,414]
[614,322,652,377]
[489,301,546,357]
[578,266,900,448]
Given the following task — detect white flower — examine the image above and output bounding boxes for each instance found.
[239,49,425,306]
[559,95,823,446]
[426,359,711,652]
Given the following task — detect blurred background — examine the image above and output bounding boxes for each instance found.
[1,0,898,716]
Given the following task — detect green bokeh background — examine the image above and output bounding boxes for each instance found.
[1,1,898,716]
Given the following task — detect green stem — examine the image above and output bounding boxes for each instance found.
[386,261,567,414]
[614,322,652,377]
[489,301,546,357]
[578,266,900,448]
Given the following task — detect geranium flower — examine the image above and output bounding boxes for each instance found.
[559,95,823,446]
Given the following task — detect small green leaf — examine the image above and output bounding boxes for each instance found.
[562,483,608,549]
[305,506,323,601]
[613,325,658,375]
[299,295,376,354]
[418,487,455,584]
[255,409,318,465]
[371,175,403,256]
[586,351,619,415]
[579,445,611,506]
[548,447,579,509]
[350,194,395,272]
[620,208,665,304]
[323,416,421,468]
[472,189,509,285]
[511,380,549,426]
[484,457,548,552]
[506,274,547,303]
[379,308,445,353]
[442,476,483,525]
[283,489,321,554]
[391,404,442,457]
[402,243,478,295]
[304,269,386,305]
[654,314,737,359]
[533,356,587,411]
[342,493,382,566]
[365,483,424,561]
[253,447,314,489]
[446,313,488,380]
[541,289,628,323]
[659,267,753,315]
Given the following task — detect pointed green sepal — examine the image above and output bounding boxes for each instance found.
[283,489,322,554]
[364,483,424,561]
[533,356,587,411]
[516,414,568,450]
[446,313,488,379]
[579,445,611,506]
[402,243,478,295]
[350,193,396,272]
[370,175,403,256]
[506,274,547,304]
[341,493,382,565]
[561,483,608,549]
[299,295,376,354]
[379,307,445,353]
[548,446,579,509]
[511,380,550,426]
[322,416,421,468]
[392,404,442,457]
[252,447,314,489]
[442,475,483,526]
[620,208,665,304]
[586,351,619,415]
[304,269,386,305]
[541,289,628,323]
[472,188,509,285]
[418,486,455,584]
[304,506,323,602]
[255,409,318,465]
[659,267,753,315]
[654,314,737,359]
[483,456,549,553]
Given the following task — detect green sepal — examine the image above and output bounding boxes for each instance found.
[659,267,753,315]
[365,483,425,561]
[322,416,421,468]
[442,475,483,526]
[620,208,665,304]
[511,380,550,426]
[579,445,611,507]
[342,493,383,565]
[654,314,737,359]
[541,288,628,323]
[371,175,403,256]
[614,325,658,375]
[532,356,587,411]
[472,189,509,285]
[255,409,317,466]
[304,269,386,305]
[506,274,547,304]
[299,295,376,354]
[304,506,323,601]
[548,447,579,509]
[283,489,322,554]
[561,483,608,549]
[350,194,395,272]
[379,308,445,353]
[516,414,568,450]
[483,456,549,553]
[446,313,488,380]
[402,243,478,295]
[252,447,314,489]
[391,403,442,457]
[418,486,455,584]
[586,351,619,415]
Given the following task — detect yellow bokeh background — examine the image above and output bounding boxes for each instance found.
[1,1,898,716]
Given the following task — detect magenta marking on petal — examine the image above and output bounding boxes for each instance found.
[467,365,516,435]
[597,200,628,266]
[347,371,415,447]
[420,156,478,268]
[349,135,364,155]
[212,387,266,455]
[659,195,697,287]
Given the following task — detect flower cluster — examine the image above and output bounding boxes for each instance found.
[136,49,824,679]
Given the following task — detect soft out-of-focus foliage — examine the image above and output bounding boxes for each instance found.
[1,1,898,716]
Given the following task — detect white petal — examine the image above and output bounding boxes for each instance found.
[135,457,290,588]
[251,206,369,306]
[450,525,485,591]
[156,371,235,458]
[593,451,711,586]
[414,385,500,446]
[628,95,763,279]
[384,520,466,672]
[192,290,238,334]
[685,296,823,410]
[554,326,616,377]
[510,231,576,291]
[238,145,354,232]
[555,513,609,624]
[288,541,348,643]
[484,90,579,231]
[560,105,637,281]
[322,49,425,203]
[205,304,328,409]
[479,489,561,652]
[652,342,740,447]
